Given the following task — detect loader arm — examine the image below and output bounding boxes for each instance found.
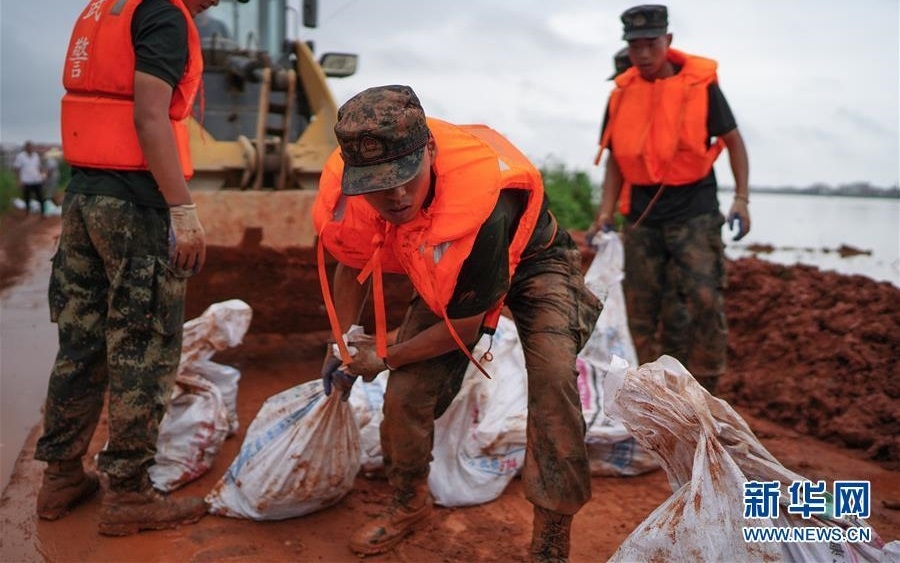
[288,39,340,190]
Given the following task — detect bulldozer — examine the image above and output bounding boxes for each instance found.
[183,0,410,333]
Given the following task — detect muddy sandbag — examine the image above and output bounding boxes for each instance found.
[348,373,388,473]
[206,380,360,520]
[179,299,252,435]
[429,317,528,507]
[605,355,888,562]
[578,232,657,477]
[149,300,251,492]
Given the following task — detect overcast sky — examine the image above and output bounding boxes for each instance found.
[1,0,898,188]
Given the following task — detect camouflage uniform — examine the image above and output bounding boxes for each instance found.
[35,193,186,491]
[382,230,600,515]
[622,212,727,378]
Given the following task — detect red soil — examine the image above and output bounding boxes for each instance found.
[1,217,897,562]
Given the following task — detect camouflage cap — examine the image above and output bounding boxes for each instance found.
[334,85,430,196]
[621,4,668,41]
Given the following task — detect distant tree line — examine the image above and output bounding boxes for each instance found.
[721,182,899,199]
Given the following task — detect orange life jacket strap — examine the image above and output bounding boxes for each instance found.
[441,310,492,379]
[482,304,503,335]
[356,240,390,360]
[415,245,491,379]
[317,236,353,364]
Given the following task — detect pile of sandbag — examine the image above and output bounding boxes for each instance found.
[201,232,654,517]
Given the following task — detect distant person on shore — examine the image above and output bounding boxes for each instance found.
[34,0,209,536]
[13,141,46,217]
[591,4,751,393]
[314,84,601,561]
[42,148,62,206]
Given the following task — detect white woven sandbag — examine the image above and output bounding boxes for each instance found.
[149,372,230,492]
[606,355,888,563]
[206,380,360,520]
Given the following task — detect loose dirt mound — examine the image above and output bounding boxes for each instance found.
[722,257,900,467]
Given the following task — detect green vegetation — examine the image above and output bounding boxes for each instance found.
[0,162,69,216]
[539,163,597,230]
[0,168,17,215]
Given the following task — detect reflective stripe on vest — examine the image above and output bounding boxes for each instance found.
[60,0,202,178]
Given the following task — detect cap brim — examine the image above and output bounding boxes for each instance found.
[340,146,425,196]
[623,28,666,40]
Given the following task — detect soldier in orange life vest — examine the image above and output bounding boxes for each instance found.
[34,0,216,536]
[591,4,751,393]
[313,85,602,562]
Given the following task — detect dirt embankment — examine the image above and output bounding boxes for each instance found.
[721,258,900,467]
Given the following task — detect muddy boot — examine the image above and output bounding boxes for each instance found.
[530,506,572,563]
[349,484,433,555]
[98,483,207,536]
[37,460,100,520]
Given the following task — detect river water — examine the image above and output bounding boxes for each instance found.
[1,192,897,490]
[720,191,900,286]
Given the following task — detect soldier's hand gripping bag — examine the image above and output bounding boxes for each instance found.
[205,379,361,520]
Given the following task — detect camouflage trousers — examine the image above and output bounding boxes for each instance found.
[623,212,727,378]
[34,193,186,492]
[381,232,601,515]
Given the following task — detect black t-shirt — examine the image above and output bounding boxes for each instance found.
[67,0,189,208]
[601,77,737,225]
[446,191,552,318]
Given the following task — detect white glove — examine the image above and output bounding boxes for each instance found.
[169,203,206,274]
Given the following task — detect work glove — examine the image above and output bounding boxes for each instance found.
[321,352,356,401]
[343,339,388,382]
[586,212,615,248]
[169,203,206,275]
[727,198,751,242]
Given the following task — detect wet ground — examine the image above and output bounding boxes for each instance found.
[0,215,59,489]
[0,214,898,561]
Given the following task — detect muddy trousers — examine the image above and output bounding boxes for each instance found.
[623,212,727,377]
[35,193,186,492]
[381,239,600,515]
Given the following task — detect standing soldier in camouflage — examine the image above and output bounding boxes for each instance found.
[34,0,213,535]
[591,4,751,393]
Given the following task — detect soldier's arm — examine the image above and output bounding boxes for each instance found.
[133,71,192,207]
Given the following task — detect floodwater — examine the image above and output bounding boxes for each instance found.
[720,191,900,286]
[0,241,56,490]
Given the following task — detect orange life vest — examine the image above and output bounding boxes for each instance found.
[313,119,545,375]
[599,49,726,215]
[60,0,202,179]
